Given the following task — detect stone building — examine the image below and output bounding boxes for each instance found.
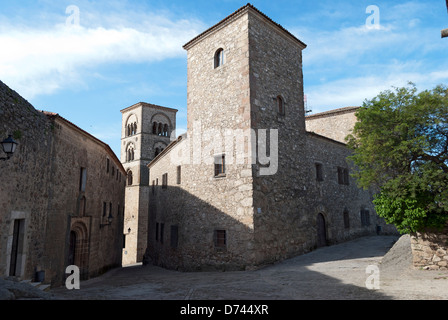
[120,102,177,265]
[0,80,126,286]
[122,4,397,271]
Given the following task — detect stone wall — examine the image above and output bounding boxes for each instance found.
[0,80,53,282]
[142,5,397,272]
[410,225,448,270]
[0,80,126,286]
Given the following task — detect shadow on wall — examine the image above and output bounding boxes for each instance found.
[143,184,398,274]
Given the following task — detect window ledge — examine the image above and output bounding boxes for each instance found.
[214,174,227,179]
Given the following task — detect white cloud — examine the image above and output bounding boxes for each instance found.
[0,6,205,99]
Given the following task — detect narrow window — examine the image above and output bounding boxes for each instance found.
[158,123,163,136]
[214,48,224,68]
[156,222,159,241]
[109,202,112,218]
[79,167,87,192]
[127,171,133,186]
[103,202,107,217]
[343,209,350,229]
[134,122,137,134]
[214,230,226,250]
[277,95,285,115]
[152,122,157,134]
[315,163,323,182]
[214,154,226,177]
[160,223,164,244]
[162,173,168,189]
[170,225,178,248]
[177,166,181,184]
[152,180,155,195]
[106,158,110,173]
[338,167,349,185]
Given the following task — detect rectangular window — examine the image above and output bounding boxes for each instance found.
[123,234,126,249]
[160,223,164,244]
[361,209,370,226]
[177,166,181,184]
[338,167,349,185]
[162,173,168,189]
[106,158,110,173]
[155,222,159,241]
[315,163,323,181]
[343,210,350,229]
[170,225,178,248]
[214,154,226,177]
[214,229,226,250]
[152,180,155,195]
[109,202,112,217]
[79,167,87,192]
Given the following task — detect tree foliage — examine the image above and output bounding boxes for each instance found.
[346,83,448,233]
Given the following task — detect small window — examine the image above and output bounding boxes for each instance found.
[170,225,178,249]
[162,173,168,189]
[315,163,323,182]
[214,154,226,177]
[177,166,181,185]
[338,167,349,185]
[106,158,110,173]
[152,180,155,195]
[79,167,87,192]
[343,209,350,229]
[156,222,159,241]
[214,48,224,68]
[277,95,285,115]
[361,209,370,227]
[214,230,226,250]
[160,223,164,244]
[103,202,107,217]
[127,171,133,186]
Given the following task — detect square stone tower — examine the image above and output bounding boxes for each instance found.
[120,102,177,265]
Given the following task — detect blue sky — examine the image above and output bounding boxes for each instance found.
[1,0,447,157]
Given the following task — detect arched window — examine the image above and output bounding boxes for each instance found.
[277,95,285,115]
[127,146,135,162]
[158,123,163,136]
[214,48,224,68]
[163,124,168,137]
[127,171,133,186]
[134,122,137,134]
[153,122,157,134]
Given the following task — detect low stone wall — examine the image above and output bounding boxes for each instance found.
[410,225,448,270]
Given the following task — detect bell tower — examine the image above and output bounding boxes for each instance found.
[120,102,177,265]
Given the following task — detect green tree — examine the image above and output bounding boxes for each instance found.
[346,83,448,234]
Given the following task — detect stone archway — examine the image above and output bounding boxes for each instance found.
[69,221,90,280]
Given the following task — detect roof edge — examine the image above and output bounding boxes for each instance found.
[183,3,307,50]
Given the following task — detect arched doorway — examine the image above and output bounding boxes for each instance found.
[317,213,327,247]
[69,222,90,280]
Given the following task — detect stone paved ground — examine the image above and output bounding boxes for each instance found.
[48,235,448,301]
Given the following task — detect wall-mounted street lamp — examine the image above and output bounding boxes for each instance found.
[100,212,113,228]
[0,135,18,161]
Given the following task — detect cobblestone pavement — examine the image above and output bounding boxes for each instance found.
[50,235,448,300]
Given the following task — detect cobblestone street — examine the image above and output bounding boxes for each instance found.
[50,235,448,300]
